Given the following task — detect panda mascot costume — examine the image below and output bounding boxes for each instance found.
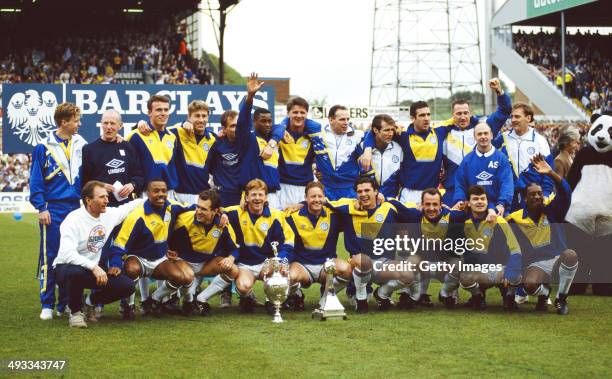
[565,111,612,295]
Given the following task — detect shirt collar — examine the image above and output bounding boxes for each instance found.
[298,206,327,218]
[144,199,170,216]
[475,146,495,157]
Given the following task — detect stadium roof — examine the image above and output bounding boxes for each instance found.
[0,0,200,35]
[492,0,609,28]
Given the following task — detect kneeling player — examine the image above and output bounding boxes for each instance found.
[328,176,420,313]
[109,179,195,317]
[459,185,523,311]
[160,190,241,316]
[390,188,466,309]
[286,182,352,310]
[507,154,578,315]
[225,179,294,313]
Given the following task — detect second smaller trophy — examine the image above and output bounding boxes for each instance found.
[312,259,347,321]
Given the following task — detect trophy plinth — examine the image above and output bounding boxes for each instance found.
[263,241,289,323]
[312,259,347,321]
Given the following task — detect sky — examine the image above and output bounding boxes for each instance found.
[199,0,376,106]
[197,0,506,106]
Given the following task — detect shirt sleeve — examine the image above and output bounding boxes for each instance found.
[486,93,512,137]
[497,154,515,208]
[29,144,48,212]
[107,199,145,227]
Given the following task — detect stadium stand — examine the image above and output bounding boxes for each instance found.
[513,30,612,113]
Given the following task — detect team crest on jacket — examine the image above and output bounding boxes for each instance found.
[166,140,173,149]
[203,143,210,151]
[375,214,384,222]
[392,155,400,163]
[527,146,536,155]
[87,225,106,253]
[260,222,269,232]
[212,229,221,238]
[301,140,309,148]
[320,222,329,231]
[6,89,58,146]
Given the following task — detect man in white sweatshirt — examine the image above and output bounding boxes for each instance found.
[53,180,143,328]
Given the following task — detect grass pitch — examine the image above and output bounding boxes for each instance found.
[1,214,611,378]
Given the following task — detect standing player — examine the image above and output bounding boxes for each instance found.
[30,102,87,320]
[224,179,295,313]
[81,109,143,206]
[507,154,578,315]
[441,79,512,204]
[493,103,555,211]
[237,73,285,209]
[207,110,243,207]
[166,190,240,316]
[459,185,523,310]
[368,114,403,199]
[315,105,365,200]
[363,101,447,204]
[285,182,353,310]
[327,176,420,313]
[453,121,514,217]
[127,95,178,196]
[108,179,195,317]
[53,181,143,327]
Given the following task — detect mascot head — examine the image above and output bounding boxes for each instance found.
[588,111,612,153]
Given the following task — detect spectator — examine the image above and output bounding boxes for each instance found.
[554,126,581,178]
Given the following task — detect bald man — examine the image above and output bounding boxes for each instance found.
[81,109,144,206]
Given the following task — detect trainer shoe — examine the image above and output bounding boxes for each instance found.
[397,293,415,310]
[94,306,104,320]
[438,293,457,309]
[470,293,486,311]
[293,291,305,311]
[503,294,518,312]
[515,287,529,304]
[355,299,369,314]
[265,301,275,315]
[68,312,88,328]
[40,308,53,320]
[120,304,136,321]
[555,294,569,315]
[161,295,182,315]
[373,288,392,311]
[416,294,434,308]
[196,301,212,316]
[238,295,256,313]
[56,306,70,318]
[182,301,196,316]
[151,299,164,317]
[535,295,549,311]
[83,304,99,323]
[219,288,232,308]
[141,298,154,316]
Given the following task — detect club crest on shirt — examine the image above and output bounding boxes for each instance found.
[166,140,174,149]
[429,136,436,144]
[375,214,384,222]
[260,222,269,232]
[527,146,536,155]
[203,143,210,152]
[164,213,171,223]
[392,155,400,163]
[347,139,353,145]
[301,140,309,149]
[212,229,221,238]
[320,222,329,231]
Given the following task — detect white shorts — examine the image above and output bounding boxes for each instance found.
[294,262,324,283]
[175,192,199,205]
[237,262,265,278]
[278,183,306,209]
[399,188,422,205]
[528,256,559,277]
[185,260,206,275]
[267,191,281,210]
[129,255,168,277]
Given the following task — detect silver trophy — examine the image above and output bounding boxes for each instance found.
[263,241,290,323]
[312,259,347,321]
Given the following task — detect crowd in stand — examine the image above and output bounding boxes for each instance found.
[0,153,30,192]
[0,27,213,86]
[513,30,612,112]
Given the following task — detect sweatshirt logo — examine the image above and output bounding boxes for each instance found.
[106,159,125,169]
[87,225,106,253]
[475,171,493,185]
